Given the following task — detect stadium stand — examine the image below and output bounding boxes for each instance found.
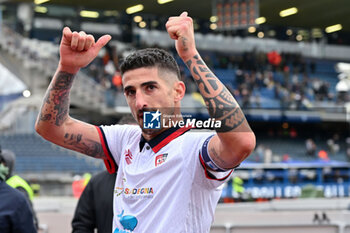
[0,133,104,173]
[0,25,106,111]
[1,24,348,112]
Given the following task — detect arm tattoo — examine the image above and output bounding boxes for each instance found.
[209,147,227,168]
[186,55,246,132]
[38,72,75,126]
[39,113,52,121]
[64,133,105,158]
[181,37,189,52]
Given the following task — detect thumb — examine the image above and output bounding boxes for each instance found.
[180,11,188,17]
[94,34,112,50]
[62,27,72,43]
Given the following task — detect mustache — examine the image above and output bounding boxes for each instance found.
[137,108,159,116]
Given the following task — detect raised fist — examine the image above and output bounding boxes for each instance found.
[166,12,197,61]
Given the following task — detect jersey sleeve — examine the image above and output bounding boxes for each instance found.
[96,124,140,174]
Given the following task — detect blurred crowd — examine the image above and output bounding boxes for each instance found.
[250,131,350,165]
[82,42,345,110]
[208,50,336,110]
[2,23,347,110]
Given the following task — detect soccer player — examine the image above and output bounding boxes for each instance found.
[35,12,255,233]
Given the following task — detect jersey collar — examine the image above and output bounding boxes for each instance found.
[139,126,192,153]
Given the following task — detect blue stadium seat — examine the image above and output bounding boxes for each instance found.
[0,134,105,173]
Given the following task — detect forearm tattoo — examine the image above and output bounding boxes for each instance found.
[37,72,106,159]
[186,55,246,132]
[63,133,105,158]
[38,72,75,126]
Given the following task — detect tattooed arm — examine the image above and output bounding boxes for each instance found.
[166,12,255,169]
[35,27,111,159]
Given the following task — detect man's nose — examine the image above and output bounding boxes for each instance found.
[135,91,147,110]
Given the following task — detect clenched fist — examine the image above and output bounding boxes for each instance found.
[59,27,111,73]
[166,12,198,62]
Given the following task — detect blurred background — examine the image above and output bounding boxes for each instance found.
[1,0,350,232]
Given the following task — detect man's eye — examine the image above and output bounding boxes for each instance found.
[147,85,156,90]
[126,90,135,96]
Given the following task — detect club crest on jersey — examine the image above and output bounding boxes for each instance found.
[124,149,133,165]
[155,153,168,167]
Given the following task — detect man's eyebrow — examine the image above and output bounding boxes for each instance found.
[124,81,159,92]
[123,85,133,92]
[141,81,158,87]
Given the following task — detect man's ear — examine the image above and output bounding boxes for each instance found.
[174,81,186,103]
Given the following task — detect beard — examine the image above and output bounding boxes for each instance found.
[134,107,176,136]
[141,127,163,135]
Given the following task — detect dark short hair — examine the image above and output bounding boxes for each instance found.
[120,48,181,80]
